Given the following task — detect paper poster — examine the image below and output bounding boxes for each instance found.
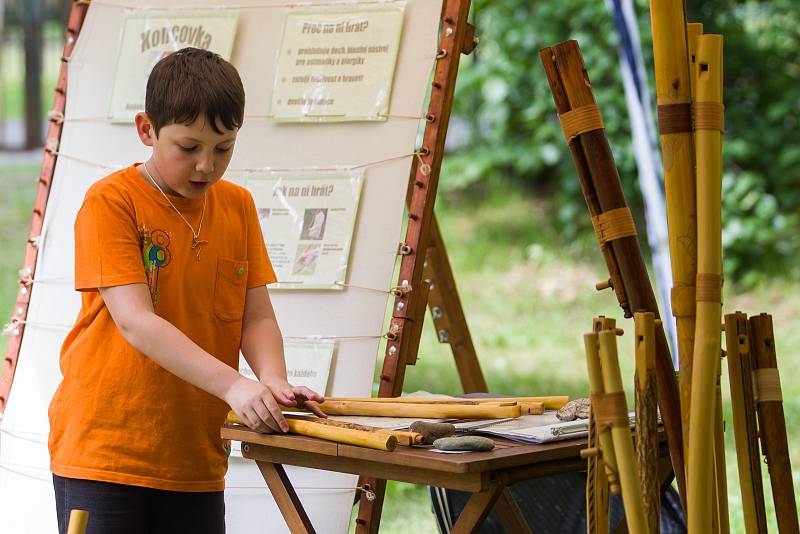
[246,172,364,289]
[238,340,335,396]
[270,4,405,122]
[108,10,238,122]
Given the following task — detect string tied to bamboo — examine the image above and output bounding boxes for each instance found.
[590,391,629,432]
[558,104,604,143]
[591,207,638,244]
[752,368,782,404]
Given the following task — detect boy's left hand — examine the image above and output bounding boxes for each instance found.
[262,378,327,419]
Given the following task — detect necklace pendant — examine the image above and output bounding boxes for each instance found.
[192,237,209,261]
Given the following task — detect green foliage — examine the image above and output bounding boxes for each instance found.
[442,0,800,286]
[442,0,638,238]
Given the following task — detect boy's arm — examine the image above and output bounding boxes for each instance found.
[100,282,290,433]
[240,286,325,416]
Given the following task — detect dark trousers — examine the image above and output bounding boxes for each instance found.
[53,474,225,534]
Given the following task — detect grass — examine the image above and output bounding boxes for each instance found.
[0,156,797,532]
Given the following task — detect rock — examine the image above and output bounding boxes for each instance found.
[410,421,456,444]
[433,436,495,451]
[557,398,591,421]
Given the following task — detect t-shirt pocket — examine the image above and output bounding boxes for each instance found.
[213,258,248,322]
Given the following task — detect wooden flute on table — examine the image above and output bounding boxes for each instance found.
[225,412,412,451]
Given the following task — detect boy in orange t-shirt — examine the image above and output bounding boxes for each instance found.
[48,48,324,533]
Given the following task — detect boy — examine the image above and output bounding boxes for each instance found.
[48,48,324,533]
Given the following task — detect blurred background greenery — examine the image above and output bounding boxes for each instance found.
[1,0,798,532]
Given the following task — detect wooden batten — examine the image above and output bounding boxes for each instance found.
[539,39,686,503]
[634,312,659,534]
[723,312,768,534]
[748,314,799,534]
[686,33,724,534]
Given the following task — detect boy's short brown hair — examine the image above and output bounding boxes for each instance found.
[145,47,244,136]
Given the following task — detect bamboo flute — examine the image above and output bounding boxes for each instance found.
[634,312,659,533]
[585,317,618,534]
[583,331,621,498]
[540,40,686,502]
[296,416,424,446]
[597,330,649,534]
[713,352,729,534]
[686,33,724,533]
[748,314,799,534]
[296,400,521,419]
[326,396,566,409]
[67,510,89,534]
[723,312,767,534]
[649,0,699,466]
[225,412,398,451]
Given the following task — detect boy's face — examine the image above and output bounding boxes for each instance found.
[135,112,237,199]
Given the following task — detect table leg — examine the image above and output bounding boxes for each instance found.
[494,488,534,534]
[451,480,505,534]
[256,461,317,534]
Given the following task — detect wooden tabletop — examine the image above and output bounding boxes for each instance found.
[222,424,592,492]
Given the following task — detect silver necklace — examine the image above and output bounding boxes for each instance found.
[142,162,208,260]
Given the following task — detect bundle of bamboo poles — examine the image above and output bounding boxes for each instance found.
[539,39,687,503]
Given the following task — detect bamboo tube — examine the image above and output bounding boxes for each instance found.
[540,40,686,503]
[687,33,724,534]
[326,396,567,410]
[713,359,729,534]
[724,312,767,534]
[225,412,398,451]
[748,314,799,534]
[583,331,620,497]
[597,330,649,534]
[635,312,659,534]
[299,400,521,419]
[650,0,698,478]
[296,416,424,446]
[67,510,89,534]
[587,317,616,534]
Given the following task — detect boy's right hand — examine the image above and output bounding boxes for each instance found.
[225,376,289,433]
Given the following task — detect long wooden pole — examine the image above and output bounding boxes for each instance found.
[326,396,566,409]
[723,312,767,534]
[648,1,698,468]
[748,314,799,534]
[539,40,686,504]
[687,33,724,533]
[635,312,659,534]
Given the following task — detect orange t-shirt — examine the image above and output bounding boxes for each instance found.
[48,164,276,492]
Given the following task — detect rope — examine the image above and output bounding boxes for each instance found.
[657,103,692,134]
[591,207,637,244]
[752,368,782,403]
[559,104,604,143]
[695,272,723,303]
[590,392,629,432]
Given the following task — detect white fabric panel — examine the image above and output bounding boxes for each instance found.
[0,0,443,532]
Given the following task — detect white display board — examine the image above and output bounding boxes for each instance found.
[0,0,443,533]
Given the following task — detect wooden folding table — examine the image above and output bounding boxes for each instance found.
[222,424,671,533]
